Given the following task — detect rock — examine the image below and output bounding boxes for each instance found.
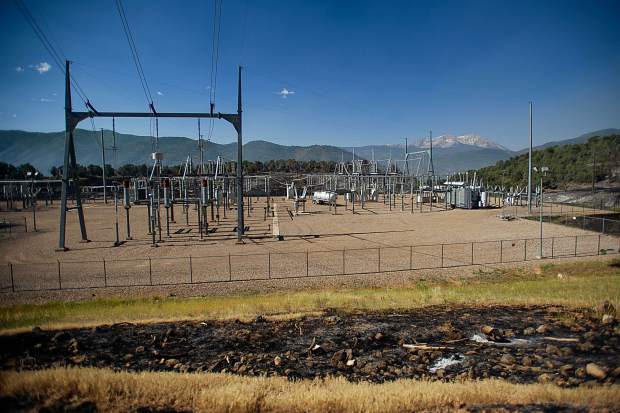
[374,332,384,341]
[123,354,134,362]
[500,354,515,365]
[611,366,620,378]
[481,325,495,335]
[602,314,615,325]
[345,349,354,361]
[52,331,71,342]
[545,344,560,355]
[522,356,532,367]
[69,355,86,364]
[324,315,341,325]
[575,367,586,378]
[596,300,616,316]
[68,338,79,353]
[538,373,554,383]
[523,327,535,336]
[165,358,180,367]
[585,363,607,380]
[20,356,36,368]
[330,350,346,366]
[346,359,356,367]
[560,364,573,376]
[135,346,145,353]
[32,326,43,334]
[536,325,549,334]
[274,356,282,367]
[254,315,267,323]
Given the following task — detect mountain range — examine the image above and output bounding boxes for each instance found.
[0,128,617,175]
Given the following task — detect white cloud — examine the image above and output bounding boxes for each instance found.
[39,97,53,102]
[15,66,24,73]
[157,91,163,96]
[12,114,17,118]
[277,88,295,98]
[30,62,51,74]
[52,92,58,96]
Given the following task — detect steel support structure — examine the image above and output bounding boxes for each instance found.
[58,61,244,250]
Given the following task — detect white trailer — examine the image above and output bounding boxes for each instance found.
[312,191,337,205]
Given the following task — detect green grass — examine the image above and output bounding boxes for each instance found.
[1,260,619,332]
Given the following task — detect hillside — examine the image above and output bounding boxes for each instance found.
[0,130,356,174]
[477,134,620,189]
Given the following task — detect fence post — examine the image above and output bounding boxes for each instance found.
[602,218,605,234]
[471,242,474,265]
[228,253,232,281]
[189,256,193,283]
[377,248,381,272]
[9,263,14,293]
[524,239,527,261]
[24,217,27,233]
[103,259,107,287]
[306,251,309,277]
[57,260,61,290]
[148,257,153,285]
[551,238,554,258]
[574,236,578,256]
[597,234,601,255]
[409,245,413,270]
[499,240,503,263]
[268,252,271,279]
[441,244,444,267]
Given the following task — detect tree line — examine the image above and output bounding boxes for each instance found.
[0,159,339,181]
[475,135,620,189]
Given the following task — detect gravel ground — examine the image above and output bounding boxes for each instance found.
[0,198,617,304]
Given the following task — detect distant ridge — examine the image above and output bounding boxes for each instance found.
[0,128,618,175]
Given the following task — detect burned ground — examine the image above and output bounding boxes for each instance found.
[1,304,618,386]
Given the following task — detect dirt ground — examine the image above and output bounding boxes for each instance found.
[0,197,609,261]
[1,305,618,387]
[0,197,617,296]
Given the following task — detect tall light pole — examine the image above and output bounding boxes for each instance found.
[527,102,533,214]
[534,166,549,258]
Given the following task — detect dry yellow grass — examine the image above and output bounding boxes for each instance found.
[0,261,620,334]
[1,259,619,334]
[1,368,619,412]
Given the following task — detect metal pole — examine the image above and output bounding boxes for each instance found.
[539,175,543,258]
[9,263,14,292]
[527,101,533,213]
[100,128,107,204]
[189,256,193,283]
[114,188,120,246]
[236,66,244,242]
[57,260,62,290]
[103,259,107,287]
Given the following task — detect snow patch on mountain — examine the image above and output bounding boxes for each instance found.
[415,134,508,151]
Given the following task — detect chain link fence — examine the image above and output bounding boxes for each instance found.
[1,234,618,294]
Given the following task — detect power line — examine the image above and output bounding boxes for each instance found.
[114,0,154,108]
[14,0,89,104]
[208,0,223,142]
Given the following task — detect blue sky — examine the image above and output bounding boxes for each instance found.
[0,0,619,150]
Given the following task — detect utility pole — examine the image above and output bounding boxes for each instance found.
[236,66,244,242]
[100,128,107,204]
[198,119,204,175]
[527,102,533,214]
[428,130,434,176]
